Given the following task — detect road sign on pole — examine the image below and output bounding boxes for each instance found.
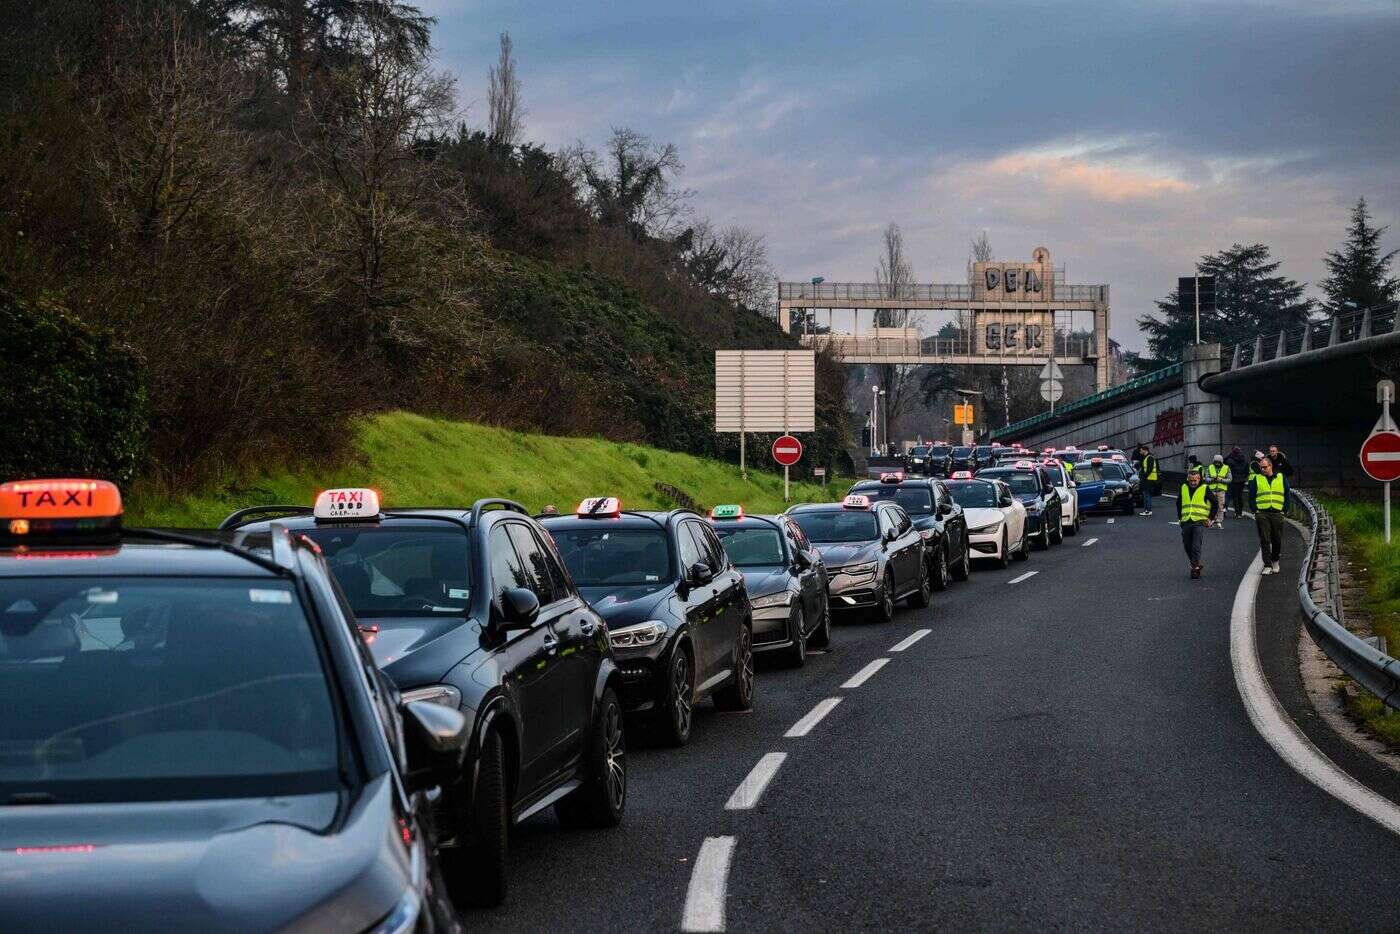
[1038,361,1064,381]
[773,434,803,502]
[1039,380,1064,403]
[1362,380,1400,542]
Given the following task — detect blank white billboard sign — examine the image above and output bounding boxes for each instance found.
[715,350,815,433]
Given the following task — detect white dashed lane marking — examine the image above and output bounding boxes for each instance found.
[785,697,842,738]
[681,836,737,932]
[725,752,787,810]
[1008,571,1038,585]
[1107,518,1115,524]
[1082,537,1099,547]
[841,658,890,688]
[890,628,930,652]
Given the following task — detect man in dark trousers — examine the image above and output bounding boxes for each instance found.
[1138,443,1158,516]
[1178,469,1216,579]
[1224,446,1249,517]
[1251,455,1290,574]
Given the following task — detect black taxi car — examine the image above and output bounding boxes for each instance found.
[540,498,754,748]
[975,462,1064,550]
[222,489,626,908]
[848,474,971,590]
[786,494,928,623]
[708,505,829,667]
[1,480,466,932]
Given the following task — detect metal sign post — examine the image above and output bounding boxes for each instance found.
[1361,380,1399,543]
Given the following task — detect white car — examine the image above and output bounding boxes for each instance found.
[1039,458,1081,536]
[944,475,1028,569]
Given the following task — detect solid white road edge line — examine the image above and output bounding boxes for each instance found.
[841,657,890,688]
[1081,537,1099,547]
[890,628,931,652]
[725,752,787,810]
[1008,570,1038,584]
[1230,554,1400,837]
[785,697,842,738]
[681,836,737,933]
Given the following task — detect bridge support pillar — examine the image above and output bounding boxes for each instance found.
[1183,342,1225,469]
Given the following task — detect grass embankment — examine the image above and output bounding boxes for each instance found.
[128,412,849,527]
[1318,495,1400,747]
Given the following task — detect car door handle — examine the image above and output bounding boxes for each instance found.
[542,632,559,654]
[579,620,598,637]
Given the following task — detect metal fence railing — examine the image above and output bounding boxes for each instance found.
[990,361,1184,440]
[1221,303,1399,372]
[800,332,1097,359]
[1293,490,1400,709]
[778,282,1109,303]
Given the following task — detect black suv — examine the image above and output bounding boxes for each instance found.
[540,499,754,748]
[222,490,626,908]
[2,480,466,931]
[907,444,953,477]
[974,464,1064,550]
[848,475,971,589]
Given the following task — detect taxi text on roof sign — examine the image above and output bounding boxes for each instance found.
[710,504,744,520]
[577,496,622,517]
[842,494,871,510]
[951,471,974,480]
[314,488,381,521]
[1,479,122,519]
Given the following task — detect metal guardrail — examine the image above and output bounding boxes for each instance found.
[1221,303,1399,371]
[991,361,1184,439]
[1293,490,1400,709]
[778,282,1109,303]
[801,332,1096,359]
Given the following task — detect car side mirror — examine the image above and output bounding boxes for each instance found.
[938,502,953,516]
[794,550,812,570]
[689,562,714,586]
[1000,495,1014,507]
[401,699,468,793]
[882,527,898,543]
[497,587,539,631]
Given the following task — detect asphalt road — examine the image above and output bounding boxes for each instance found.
[475,508,1400,932]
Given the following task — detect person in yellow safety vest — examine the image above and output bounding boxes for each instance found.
[1138,444,1159,516]
[1178,470,1216,579]
[1205,454,1231,529]
[1251,456,1290,574]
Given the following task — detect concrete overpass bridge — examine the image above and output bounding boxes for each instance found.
[990,303,1400,490]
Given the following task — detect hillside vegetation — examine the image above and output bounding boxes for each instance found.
[129,413,849,527]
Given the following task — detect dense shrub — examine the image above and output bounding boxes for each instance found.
[0,287,147,484]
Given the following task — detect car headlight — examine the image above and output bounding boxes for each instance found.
[400,684,462,709]
[838,561,877,580]
[969,519,1003,534]
[370,889,421,934]
[751,591,793,610]
[609,621,667,649]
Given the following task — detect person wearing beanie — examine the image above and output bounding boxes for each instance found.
[1225,445,1249,517]
[1205,454,1231,528]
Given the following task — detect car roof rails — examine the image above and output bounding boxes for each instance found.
[469,498,529,526]
[123,526,292,576]
[218,505,312,531]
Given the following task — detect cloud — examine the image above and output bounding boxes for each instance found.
[962,149,1195,203]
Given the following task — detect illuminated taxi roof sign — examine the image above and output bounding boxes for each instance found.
[314,488,381,522]
[577,497,622,518]
[842,494,871,510]
[1014,460,1036,469]
[1,479,122,540]
[878,472,904,483]
[710,504,744,520]
[950,471,974,480]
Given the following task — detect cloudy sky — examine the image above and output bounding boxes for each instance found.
[423,0,1400,351]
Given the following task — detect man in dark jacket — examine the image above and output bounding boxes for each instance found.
[1224,446,1249,517]
[1268,444,1293,478]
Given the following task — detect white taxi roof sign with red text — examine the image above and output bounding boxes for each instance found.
[577,497,622,518]
[950,471,974,480]
[314,488,381,521]
[842,494,871,510]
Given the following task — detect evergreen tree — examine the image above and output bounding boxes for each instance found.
[1137,243,1315,361]
[1320,198,1399,315]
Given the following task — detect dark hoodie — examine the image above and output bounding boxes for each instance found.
[1224,447,1248,484]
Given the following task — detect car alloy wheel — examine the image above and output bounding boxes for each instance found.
[908,554,933,608]
[874,571,896,623]
[786,606,807,667]
[658,648,693,746]
[952,536,972,581]
[715,627,754,710]
[995,529,1010,569]
[809,598,832,649]
[603,699,626,813]
[556,687,626,828]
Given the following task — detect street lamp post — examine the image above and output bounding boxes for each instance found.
[809,276,824,343]
[878,388,887,455]
[871,384,880,455]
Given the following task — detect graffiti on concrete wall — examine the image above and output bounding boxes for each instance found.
[1152,406,1184,448]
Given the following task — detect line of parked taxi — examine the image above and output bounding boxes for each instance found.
[0,455,1107,926]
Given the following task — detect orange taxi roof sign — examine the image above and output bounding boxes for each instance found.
[0,479,122,539]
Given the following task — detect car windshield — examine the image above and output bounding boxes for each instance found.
[713,527,785,567]
[0,576,339,804]
[790,510,879,543]
[930,445,951,456]
[947,482,998,509]
[550,528,671,586]
[1077,463,1127,482]
[975,446,996,458]
[952,446,973,458]
[303,526,471,618]
[982,471,1041,494]
[909,446,930,456]
[1043,464,1068,485]
[857,485,933,514]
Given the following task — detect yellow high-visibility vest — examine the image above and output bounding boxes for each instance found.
[1143,454,1158,481]
[1253,473,1285,511]
[1206,463,1231,492]
[1180,483,1211,522]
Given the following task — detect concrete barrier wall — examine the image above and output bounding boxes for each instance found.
[1011,386,1187,471]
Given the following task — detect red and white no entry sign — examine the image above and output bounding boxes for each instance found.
[772,435,803,467]
[1360,431,1400,482]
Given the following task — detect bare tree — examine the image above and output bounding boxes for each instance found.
[680,220,774,312]
[871,222,917,444]
[970,229,993,262]
[487,31,523,146]
[570,127,693,241]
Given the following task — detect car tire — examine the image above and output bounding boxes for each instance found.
[556,687,626,829]
[994,529,1010,569]
[930,545,950,593]
[1032,524,1049,550]
[872,571,896,623]
[808,598,832,649]
[783,607,807,667]
[1050,518,1063,545]
[450,728,509,908]
[714,626,754,711]
[907,555,933,608]
[655,645,694,747]
[1066,513,1079,536]
[1013,526,1030,561]
[951,536,971,581]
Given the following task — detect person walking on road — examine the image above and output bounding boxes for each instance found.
[1205,454,1231,528]
[1268,444,1293,479]
[1242,451,1265,518]
[1179,469,1215,579]
[1225,446,1249,517]
[1139,444,1158,516]
[1251,456,1290,574]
